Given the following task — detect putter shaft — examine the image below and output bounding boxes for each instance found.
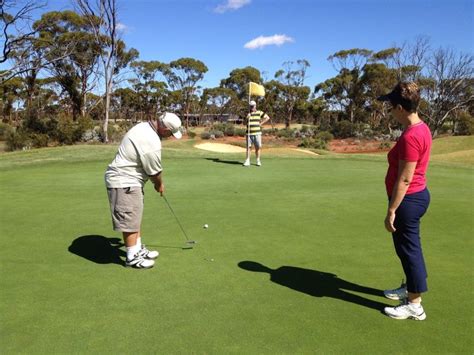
[163,195,196,244]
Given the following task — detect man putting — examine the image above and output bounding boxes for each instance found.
[104,112,182,269]
[243,100,270,167]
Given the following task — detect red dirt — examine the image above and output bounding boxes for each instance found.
[329,138,393,154]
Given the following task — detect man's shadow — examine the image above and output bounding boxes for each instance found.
[69,235,126,266]
[238,261,389,312]
[205,158,242,165]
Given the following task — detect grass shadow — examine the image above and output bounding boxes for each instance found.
[205,158,242,165]
[238,261,389,312]
[69,235,126,266]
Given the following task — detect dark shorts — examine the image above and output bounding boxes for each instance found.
[107,187,144,232]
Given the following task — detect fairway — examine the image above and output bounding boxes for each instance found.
[0,141,473,354]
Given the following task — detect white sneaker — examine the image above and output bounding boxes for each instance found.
[384,302,426,320]
[384,284,407,300]
[139,244,159,259]
[126,253,155,269]
[243,159,250,167]
[256,159,261,166]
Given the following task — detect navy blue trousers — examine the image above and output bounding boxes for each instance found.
[391,188,430,294]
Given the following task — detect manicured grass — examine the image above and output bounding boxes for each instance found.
[0,140,472,354]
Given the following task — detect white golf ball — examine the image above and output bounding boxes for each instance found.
[203,224,209,229]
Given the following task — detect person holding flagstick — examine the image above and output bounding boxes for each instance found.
[243,82,270,167]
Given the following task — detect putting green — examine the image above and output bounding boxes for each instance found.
[0,139,472,354]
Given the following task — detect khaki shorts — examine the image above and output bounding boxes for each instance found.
[107,187,144,232]
[246,134,262,148]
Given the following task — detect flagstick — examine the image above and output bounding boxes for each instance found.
[247,83,251,163]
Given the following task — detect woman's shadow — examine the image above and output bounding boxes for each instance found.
[69,235,126,266]
[238,261,389,312]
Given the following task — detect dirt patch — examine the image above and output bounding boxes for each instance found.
[194,142,246,153]
[329,138,393,153]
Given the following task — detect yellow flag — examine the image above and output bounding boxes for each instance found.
[249,82,265,97]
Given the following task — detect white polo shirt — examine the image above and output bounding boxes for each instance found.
[105,122,162,188]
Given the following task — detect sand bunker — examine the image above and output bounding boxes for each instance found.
[292,149,320,156]
[194,143,246,153]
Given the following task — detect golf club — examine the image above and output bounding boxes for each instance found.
[162,195,196,249]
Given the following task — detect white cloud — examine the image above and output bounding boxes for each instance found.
[115,23,129,33]
[214,0,251,14]
[244,34,294,50]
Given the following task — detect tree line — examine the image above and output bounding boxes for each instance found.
[1,0,473,150]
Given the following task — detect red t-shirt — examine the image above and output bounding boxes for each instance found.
[385,122,432,197]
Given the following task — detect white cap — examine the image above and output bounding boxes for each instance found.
[159,112,182,139]
[249,100,257,107]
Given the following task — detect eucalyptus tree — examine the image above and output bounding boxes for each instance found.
[422,48,474,136]
[159,57,208,128]
[112,87,138,121]
[129,60,168,120]
[275,59,311,128]
[220,66,262,117]
[201,87,236,117]
[360,61,397,132]
[316,49,373,125]
[75,0,139,142]
[390,36,431,82]
[33,10,101,120]
[0,74,22,122]
[220,66,261,99]
[0,0,46,66]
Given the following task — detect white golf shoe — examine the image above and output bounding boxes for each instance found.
[243,159,250,167]
[384,284,408,300]
[139,244,159,259]
[126,253,155,269]
[256,159,261,166]
[384,302,426,320]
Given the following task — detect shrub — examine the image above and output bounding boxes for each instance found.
[81,129,102,142]
[107,124,126,143]
[224,125,235,136]
[209,129,224,138]
[315,131,334,142]
[0,122,13,141]
[211,122,236,137]
[211,122,226,132]
[354,123,374,139]
[201,131,211,139]
[31,133,49,148]
[299,138,328,150]
[379,141,392,149]
[5,128,31,151]
[235,128,246,137]
[187,130,196,138]
[276,128,296,139]
[455,112,474,136]
[56,115,79,145]
[331,120,354,138]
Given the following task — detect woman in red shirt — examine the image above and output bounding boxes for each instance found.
[378,82,432,321]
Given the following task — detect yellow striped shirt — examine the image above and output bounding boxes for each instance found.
[247,110,264,135]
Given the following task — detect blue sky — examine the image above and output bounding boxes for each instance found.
[33,0,474,90]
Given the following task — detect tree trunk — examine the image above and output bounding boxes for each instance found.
[103,78,112,143]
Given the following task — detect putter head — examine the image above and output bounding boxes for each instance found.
[186,240,197,244]
[182,245,193,250]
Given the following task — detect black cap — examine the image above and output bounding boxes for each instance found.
[377,86,401,103]
[377,82,420,112]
